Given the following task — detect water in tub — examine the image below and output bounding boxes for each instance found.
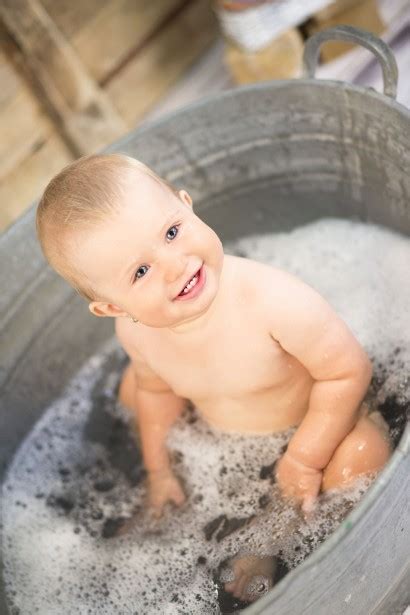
[3,219,409,614]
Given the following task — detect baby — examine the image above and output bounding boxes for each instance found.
[37,153,391,601]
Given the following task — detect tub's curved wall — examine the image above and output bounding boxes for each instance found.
[1,81,409,614]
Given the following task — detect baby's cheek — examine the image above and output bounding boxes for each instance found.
[187,219,223,266]
[140,292,162,316]
[206,228,224,261]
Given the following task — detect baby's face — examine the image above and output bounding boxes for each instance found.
[73,173,224,328]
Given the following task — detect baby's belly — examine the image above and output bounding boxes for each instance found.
[193,375,313,434]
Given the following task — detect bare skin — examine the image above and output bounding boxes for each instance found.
[223,556,276,603]
[73,168,390,601]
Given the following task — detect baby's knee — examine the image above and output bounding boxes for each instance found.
[322,414,391,492]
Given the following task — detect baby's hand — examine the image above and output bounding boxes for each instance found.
[147,469,186,518]
[276,451,322,515]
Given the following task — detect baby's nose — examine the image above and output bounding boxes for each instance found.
[163,251,188,282]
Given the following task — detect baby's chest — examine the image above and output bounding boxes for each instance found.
[143,329,288,400]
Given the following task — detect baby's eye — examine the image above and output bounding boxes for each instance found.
[134,265,149,281]
[166,225,179,241]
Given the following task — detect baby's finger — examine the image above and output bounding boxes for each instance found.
[148,498,165,519]
[302,495,317,519]
[171,490,186,506]
[236,574,250,600]
[232,572,247,599]
[224,578,239,595]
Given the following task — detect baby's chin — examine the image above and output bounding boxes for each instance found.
[141,298,218,330]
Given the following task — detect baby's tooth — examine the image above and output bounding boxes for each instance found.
[181,273,199,294]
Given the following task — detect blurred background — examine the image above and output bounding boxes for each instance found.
[0,0,409,233]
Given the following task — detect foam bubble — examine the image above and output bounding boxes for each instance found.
[3,219,409,614]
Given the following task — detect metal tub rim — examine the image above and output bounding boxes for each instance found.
[1,66,409,614]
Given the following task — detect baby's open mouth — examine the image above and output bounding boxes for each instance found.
[175,265,205,300]
[179,270,200,295]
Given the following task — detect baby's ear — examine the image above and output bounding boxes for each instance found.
[89,301,128,318]
[178,190,193,208]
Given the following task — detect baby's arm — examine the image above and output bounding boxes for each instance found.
[264,269,372,510]
[116,321,186,516]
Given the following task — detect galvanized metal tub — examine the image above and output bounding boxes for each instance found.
[1,27,409,615]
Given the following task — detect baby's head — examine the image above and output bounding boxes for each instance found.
[37,154,224,328]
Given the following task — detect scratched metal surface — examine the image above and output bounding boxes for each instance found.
[1,24,410,615]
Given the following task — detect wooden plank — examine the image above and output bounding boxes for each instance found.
[70,0,186,83]
[0,134,73,231]
[107,0,218,126]
[0,41,59,180]
[0,31,20,106]
[309,0,386,62]
[40,0,185,83]
[0,87,52,181]
[224,28,304,85]
[1,0,127,156]
[40,0,109,39]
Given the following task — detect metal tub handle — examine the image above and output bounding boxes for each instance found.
[303,25,398,99]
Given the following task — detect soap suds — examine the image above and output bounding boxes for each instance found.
[3,219,409,614]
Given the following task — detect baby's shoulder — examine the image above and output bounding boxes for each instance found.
[226,254,292,293]
[226,255,321,322]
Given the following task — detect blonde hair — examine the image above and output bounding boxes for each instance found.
[36,154,177,301]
